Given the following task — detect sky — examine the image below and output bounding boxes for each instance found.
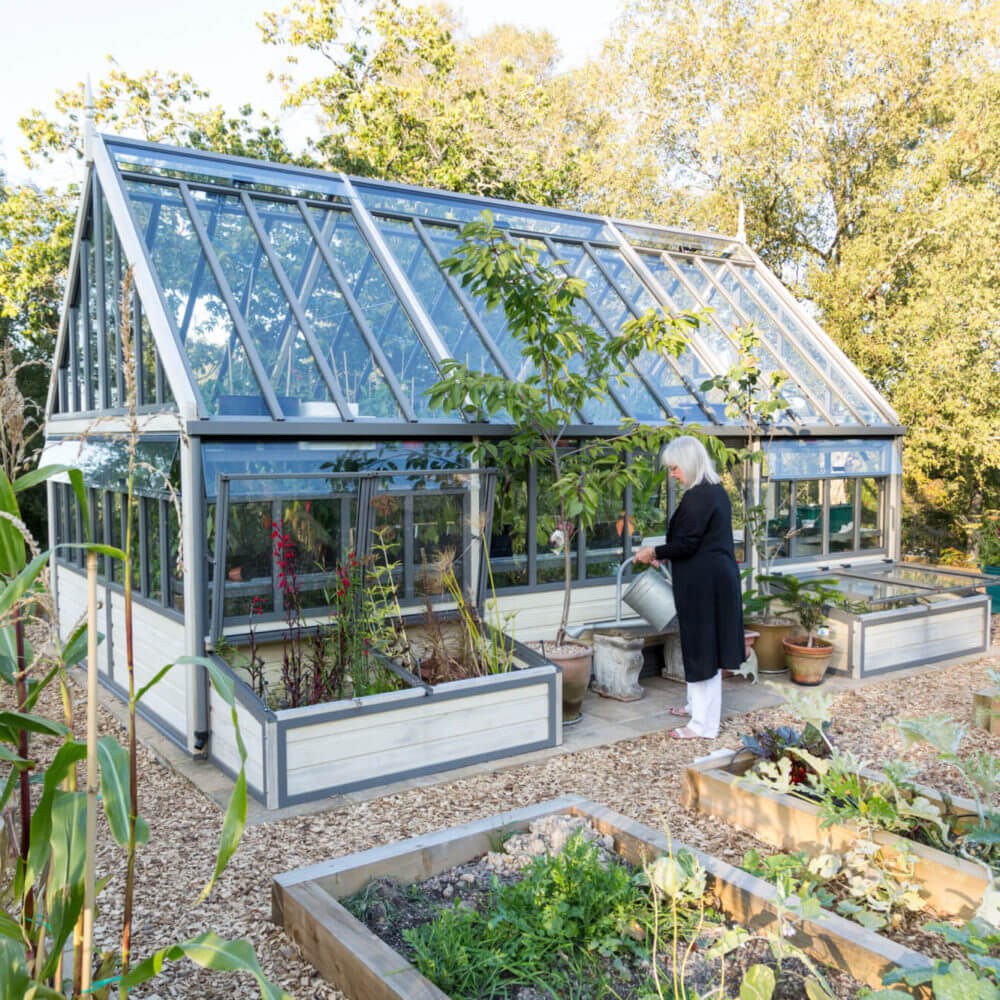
[1,0,619,188]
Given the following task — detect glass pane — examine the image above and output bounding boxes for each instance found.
[167,501,183,611]
[765,439,899,480]
[794,572,918,605]
[110,494,123,583]
[103,197,119,408]
[146,498,162,602]
[490,469,529,589]
[41,438,179,496]
[376,216,502,376]
[278,497,345,609]
[585,485,627,579]
[140,312,157,406]
[737,267,881,424]
[413,493,466,598]
[536,467,577,583]
[860,478,883,550]
[710,262,851,425]
[353,180,614,240]
[126,494,141,591]
[92,489,104,576]
[124,179,261,416]
[791,481,823,557]
[721,468,746,563]
[761,480,793,562]
[619,223,750,260]
[223,501,274,618]
[87,239,99,408]
[309,206,442,419]
[109,139,351,202]
[828,479,855,553]
[551,241,666,423]
[192,191,335,418]
[370,490,404,602]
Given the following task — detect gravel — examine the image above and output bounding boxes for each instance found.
[4,634,1000,999]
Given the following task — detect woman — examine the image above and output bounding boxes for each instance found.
[633,436,745,740]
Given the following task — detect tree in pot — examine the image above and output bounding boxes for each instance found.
[757,574,852,685]
[427,212,728,722]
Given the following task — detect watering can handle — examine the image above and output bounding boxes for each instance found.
[615,557,672,622]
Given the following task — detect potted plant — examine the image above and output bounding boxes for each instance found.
[740,570,795,674]
[758,574,848,685]
[427,212,728,723]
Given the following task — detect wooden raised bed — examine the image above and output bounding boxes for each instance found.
[272,795,928,998]
[684,749,989,919]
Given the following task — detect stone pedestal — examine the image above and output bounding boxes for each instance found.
[661,632,685,683]
[591,632,645,701]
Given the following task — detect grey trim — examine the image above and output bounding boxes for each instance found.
[273,667,558,807]
[295,200,418,422]
[240,191,353,421]
[177,181,284,421]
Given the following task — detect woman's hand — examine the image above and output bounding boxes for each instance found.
[633,546,660,567]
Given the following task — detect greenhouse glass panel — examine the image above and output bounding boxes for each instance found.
[829,479,855,553]
[536,466,578,583]
[762,480,793,560]
[788,572,924,607]
[373,215,502,376]
[87,237,99,407]
[201,440,467,499]
[860,478,883,549]
[189,190,336,418]
[766,439,899,480]
[353,180,615,240]
[41,437,179,496]
[616,223,751,261]
[307,206,441,419]
[705,260,853,425]
[791,481,823,557]
[588,247,712,423]
[734,267,881,424]
[102,195,119,408]
[548,240,666,423]
[123,180,261,415]
[490,468,529,588]
[109,139,351,203]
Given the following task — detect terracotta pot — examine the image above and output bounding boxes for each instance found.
[544,644,593,725]
[747,618,796,673]
[782,636,834,686]
[743,630,760,660]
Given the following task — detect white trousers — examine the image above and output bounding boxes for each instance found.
[684,671,722,738]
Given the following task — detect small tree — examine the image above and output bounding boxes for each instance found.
[700,326,790,597]
[758,574,852,646]
[427,213,733,643]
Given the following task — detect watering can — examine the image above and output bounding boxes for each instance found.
[563,557,678,638]
[620,557,678,631]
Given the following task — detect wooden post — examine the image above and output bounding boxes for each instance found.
[81,549,99,993]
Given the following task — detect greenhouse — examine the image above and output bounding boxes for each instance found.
[42,132,991,807]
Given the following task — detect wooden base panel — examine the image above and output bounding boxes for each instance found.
[684,750,989,920]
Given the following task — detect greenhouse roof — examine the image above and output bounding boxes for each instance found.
[48,133,900,433]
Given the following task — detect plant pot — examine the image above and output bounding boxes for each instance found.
[746,618,796,673]
[782,636,833,686]
[543,643,593,725]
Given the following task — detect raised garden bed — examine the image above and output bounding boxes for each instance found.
[272,796,928,997]
[210,625,560,810]
[684,749,989,919]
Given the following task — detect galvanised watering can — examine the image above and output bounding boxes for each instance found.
[621,557,677,632]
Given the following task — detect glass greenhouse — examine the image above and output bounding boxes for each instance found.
[42,133,991,806]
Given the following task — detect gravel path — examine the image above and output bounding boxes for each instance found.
[5,643,1000,999]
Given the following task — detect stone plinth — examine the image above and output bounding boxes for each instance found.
[661,632,685,683]
[590,632,645,701]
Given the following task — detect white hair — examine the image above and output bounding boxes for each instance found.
[662,435,721,487]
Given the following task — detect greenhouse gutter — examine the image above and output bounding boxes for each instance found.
[182,419,907,439]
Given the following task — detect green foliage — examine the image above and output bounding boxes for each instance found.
[757,574,854,643]
[403,831,654,998]
[259,0,593,204]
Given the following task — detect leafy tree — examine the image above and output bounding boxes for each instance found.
[598,0,1000,554]
[427,214,733,641]
[259,0,595,203]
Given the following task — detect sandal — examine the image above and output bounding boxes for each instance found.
[666,707,689,718]
[669,726,705,740]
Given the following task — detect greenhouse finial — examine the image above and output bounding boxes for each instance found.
[83,75,96,165]
[736,197,746,242]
